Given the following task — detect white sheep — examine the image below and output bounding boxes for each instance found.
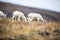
[12,11,27,22]
[0,11,6,18]
[27,13,46,23]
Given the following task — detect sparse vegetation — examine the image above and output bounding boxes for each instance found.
[0,18,60,40]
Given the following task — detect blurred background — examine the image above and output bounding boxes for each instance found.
[0,0,60,12]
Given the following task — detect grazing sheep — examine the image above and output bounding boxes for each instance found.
[12,11,27,22]
[27,13,46,23]
[0,11,6,18]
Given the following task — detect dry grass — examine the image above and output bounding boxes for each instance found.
[0,18,60,40]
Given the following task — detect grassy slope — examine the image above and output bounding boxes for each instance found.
[0,18,60,40]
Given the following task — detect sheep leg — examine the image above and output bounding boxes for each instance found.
[37,18,40,23]
[18,17,21,22]
[28,18,33,24]
[24,17,27,22]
